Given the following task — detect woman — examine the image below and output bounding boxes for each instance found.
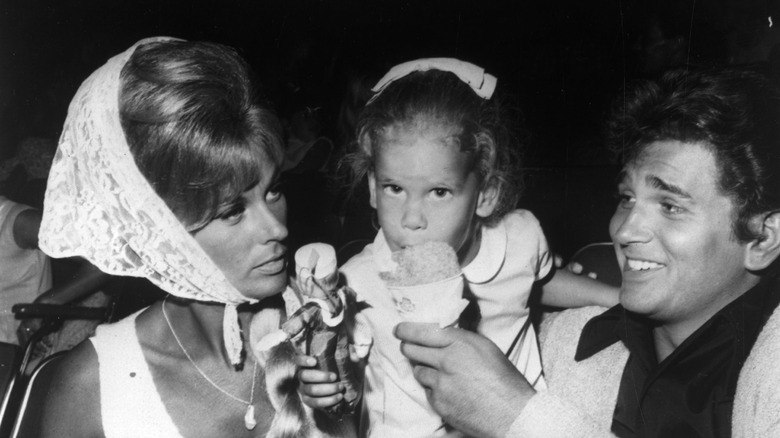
[35,37,348,437]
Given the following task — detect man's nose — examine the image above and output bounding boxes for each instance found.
[611,206,652,245]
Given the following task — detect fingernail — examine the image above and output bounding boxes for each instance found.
[330,372,338,382]
[306,358,316,367]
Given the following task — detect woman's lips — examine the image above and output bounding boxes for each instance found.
[253,255,287,275]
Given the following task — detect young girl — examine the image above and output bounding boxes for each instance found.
[300,58,618,437]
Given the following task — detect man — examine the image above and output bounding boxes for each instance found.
[396,66,780,438]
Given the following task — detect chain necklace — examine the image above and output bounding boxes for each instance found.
[162,296,259,430]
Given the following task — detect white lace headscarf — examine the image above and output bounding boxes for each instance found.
[39,37,258,366]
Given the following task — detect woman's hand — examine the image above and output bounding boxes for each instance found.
[295,354,346,410]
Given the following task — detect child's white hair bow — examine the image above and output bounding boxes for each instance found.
[369,57,497,104]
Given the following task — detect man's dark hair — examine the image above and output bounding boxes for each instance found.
[606,66,780,242]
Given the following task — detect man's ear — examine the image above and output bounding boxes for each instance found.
[745,212,780,271]
[367,171,377,209]
[476,183,499,218]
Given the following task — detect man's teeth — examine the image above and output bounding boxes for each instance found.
[626,259,662,271]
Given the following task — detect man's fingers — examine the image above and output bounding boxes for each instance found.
[394,322,455,348]
[412,364,437,389]
[399,341,441,368]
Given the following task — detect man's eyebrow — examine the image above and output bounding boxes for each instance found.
[646,175,692,199]
[615,170,627,185]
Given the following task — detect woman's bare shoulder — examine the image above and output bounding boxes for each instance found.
[37,340,103,437]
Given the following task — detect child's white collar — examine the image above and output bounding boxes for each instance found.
[372,222,507,285]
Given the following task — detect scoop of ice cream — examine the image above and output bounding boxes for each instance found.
[380,241,467,326]
[380,241,461,287]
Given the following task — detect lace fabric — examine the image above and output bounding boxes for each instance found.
[38,37,252,365]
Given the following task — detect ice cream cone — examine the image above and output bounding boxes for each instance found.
[388,273,468,326]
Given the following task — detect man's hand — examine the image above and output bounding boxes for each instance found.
[395,323,535,438]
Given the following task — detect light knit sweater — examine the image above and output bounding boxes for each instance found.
[507,306,780,437]
[733,302,780,437]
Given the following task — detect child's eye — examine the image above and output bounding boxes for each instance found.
[430,188,452,199]
[382,185,403,196]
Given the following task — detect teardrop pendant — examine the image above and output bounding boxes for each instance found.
[244,404,257,430]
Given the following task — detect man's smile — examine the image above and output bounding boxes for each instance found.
[625,257,665,272]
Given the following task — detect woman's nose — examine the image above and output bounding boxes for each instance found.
[256,202,288,243]
[401,199,427,231]
[610,205,651,245]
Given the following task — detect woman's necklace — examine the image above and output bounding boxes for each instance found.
[162,296,259,430]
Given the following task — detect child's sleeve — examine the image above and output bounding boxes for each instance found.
[529,215,553,281]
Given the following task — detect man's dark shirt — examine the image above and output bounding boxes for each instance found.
[575,279,780,438]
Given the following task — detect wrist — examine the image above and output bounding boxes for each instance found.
[34,293,60,305]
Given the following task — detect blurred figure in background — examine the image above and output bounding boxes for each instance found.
[0,196,51,345]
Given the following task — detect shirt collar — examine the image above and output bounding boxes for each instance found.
[372,222,508,284]
[462,220,507,284]
[372,230,396,273]
[575,278,780,362]
[575,304,628,361]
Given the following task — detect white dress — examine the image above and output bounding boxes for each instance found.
[91,310,184,438]
[341,209,553,437]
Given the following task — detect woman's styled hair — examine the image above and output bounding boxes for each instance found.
[606,65,780,242]
[349,69,523,226]
[119,40,284,231]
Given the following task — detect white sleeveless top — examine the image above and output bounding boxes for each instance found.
[90,310,184,438]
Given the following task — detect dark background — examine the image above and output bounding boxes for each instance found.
[2,0,779,258]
